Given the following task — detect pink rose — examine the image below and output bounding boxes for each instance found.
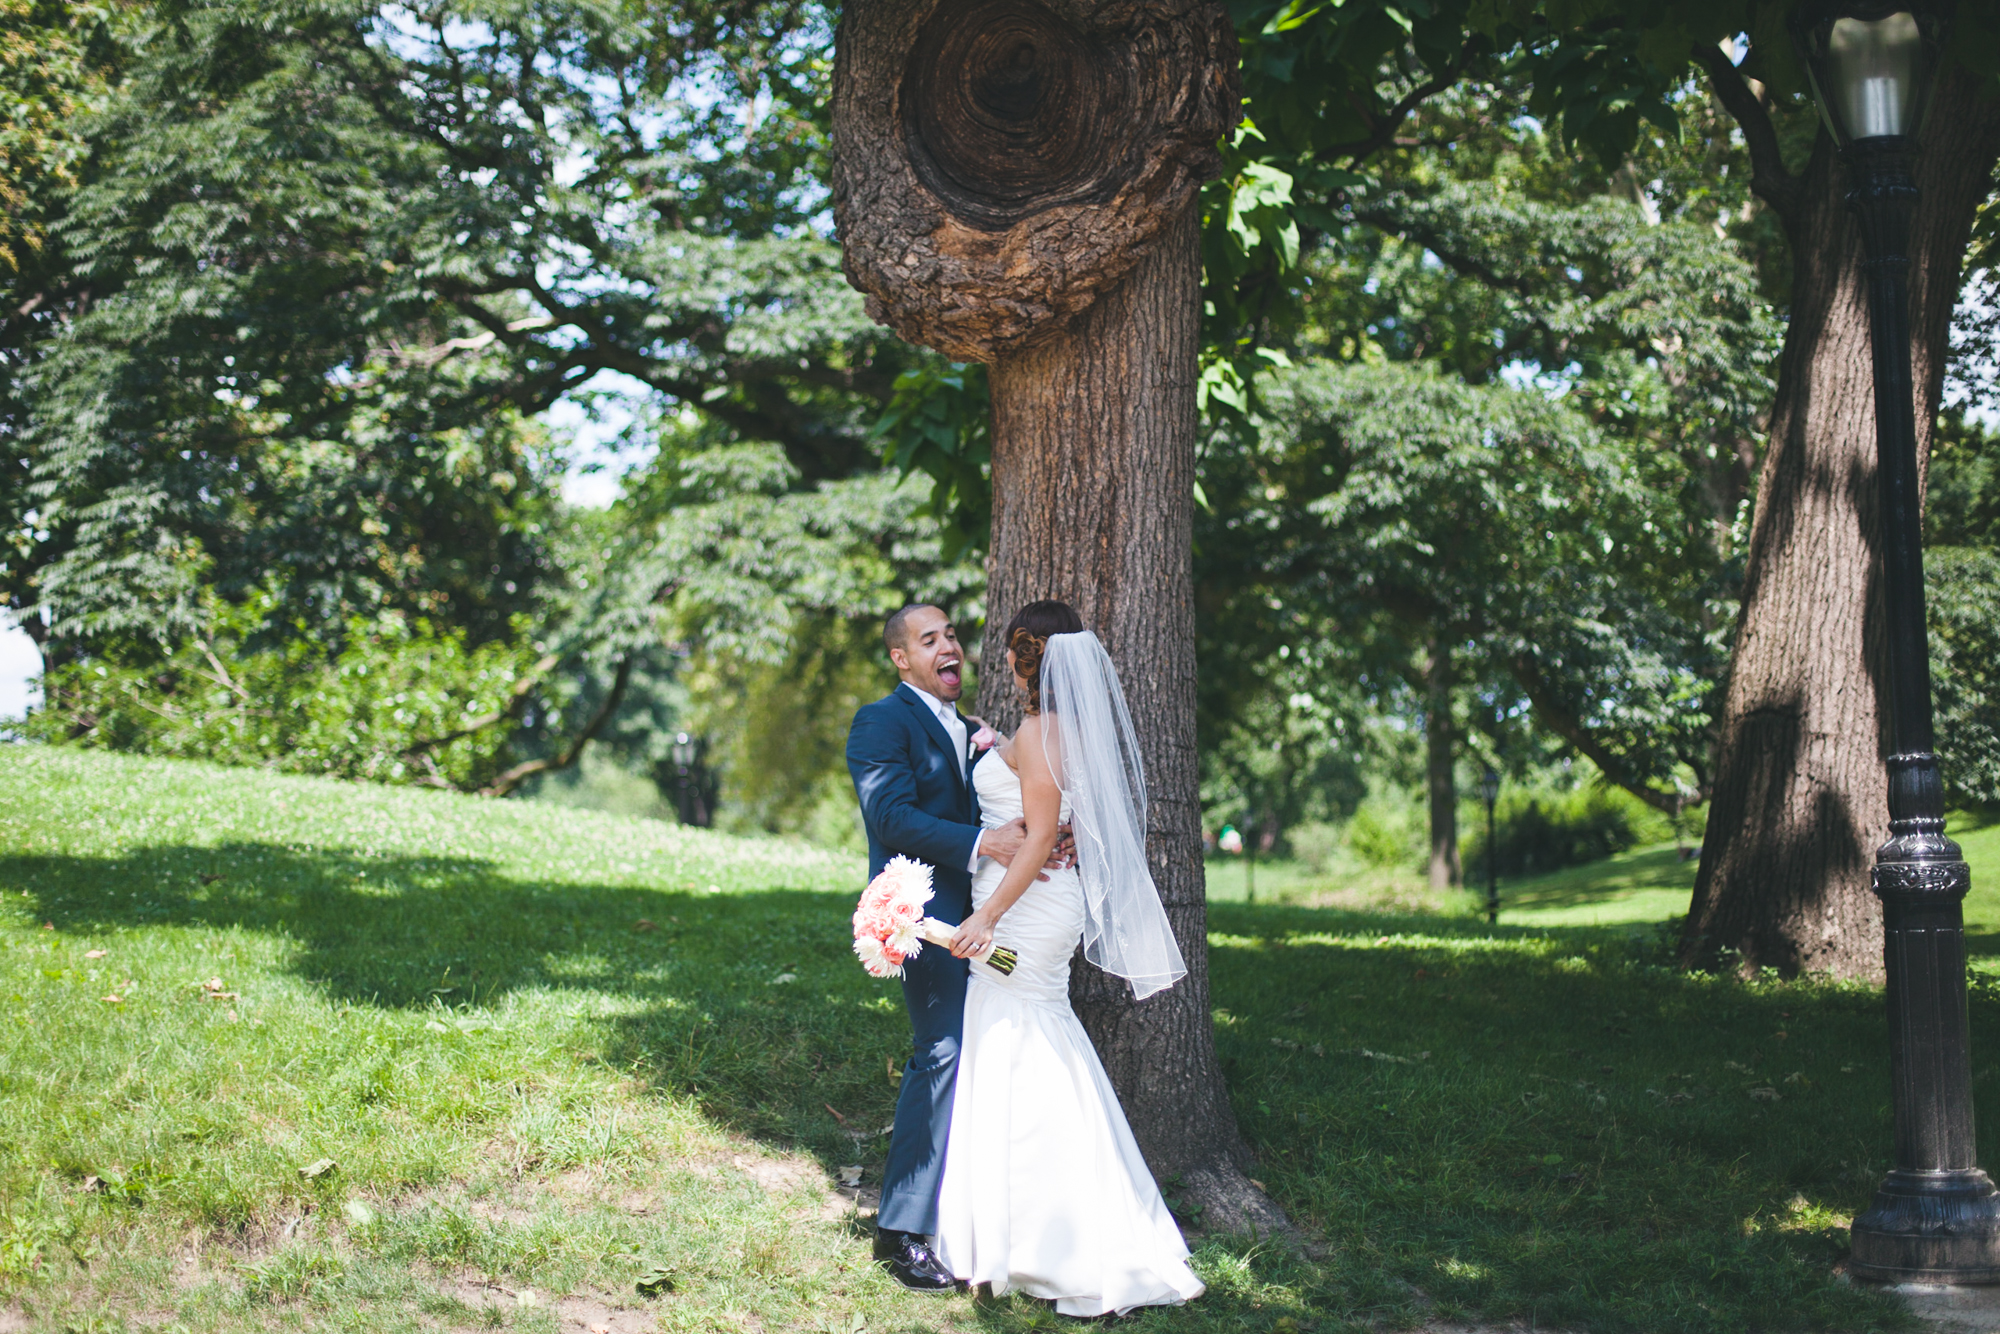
[970,725,998,752]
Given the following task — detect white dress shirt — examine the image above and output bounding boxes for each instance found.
[906,683,983,872]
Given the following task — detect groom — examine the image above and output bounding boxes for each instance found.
[846,604,1045,1291]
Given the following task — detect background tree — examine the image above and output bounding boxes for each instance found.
[1676,37,2000,978]
[11,0,934,800]
[1204,0,2000,975]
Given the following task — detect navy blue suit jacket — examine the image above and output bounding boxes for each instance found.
[845,682,983,1234]
[846,683,981,925]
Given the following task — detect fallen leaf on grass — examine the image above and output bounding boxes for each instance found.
[838,1165,864,1186]
[298,1158,338,1180]
[84,949,107,959]
[343,1200,376,1227]
[824,1103,848,1124]
[1748,1087,1781,1102]
[1725,1060,1753,1073]
[1784,1071,1810,1086]
[635,1266,676,1297]
[887,1057,901,1083]
[100,993,123,1004]
[632,919,657,932]
[199,874,221,885]
[770,972,797,985]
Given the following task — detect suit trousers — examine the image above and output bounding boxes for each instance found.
[879,938,970,1235]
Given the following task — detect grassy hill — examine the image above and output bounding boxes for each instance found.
[0,747,1945,1332]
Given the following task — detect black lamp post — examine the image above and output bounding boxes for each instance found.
[672,731,697,826]
[1792,0,2000,1284]
[1479,768,1500,925]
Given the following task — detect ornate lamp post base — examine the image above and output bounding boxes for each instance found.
[1853,1170,2000,1283]
[1851,800,2000,1284]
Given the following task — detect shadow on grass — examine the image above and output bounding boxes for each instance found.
[7,843,1937,1331]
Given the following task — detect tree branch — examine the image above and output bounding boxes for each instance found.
[1316,39,1480,167]
[478,653,636,798]
[405,652,559,755]
[1691,42,1801,222]
[1507,651,1703,815]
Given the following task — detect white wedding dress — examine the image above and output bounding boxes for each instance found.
[934,748,1206,1317]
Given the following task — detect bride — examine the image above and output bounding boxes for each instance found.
[933,599,1205,1317]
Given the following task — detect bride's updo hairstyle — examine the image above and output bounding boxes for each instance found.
[1005,600,1084,714]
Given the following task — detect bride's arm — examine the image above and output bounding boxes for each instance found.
[950,715,1063,959]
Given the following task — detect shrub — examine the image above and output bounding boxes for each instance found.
[28,591,546,788]
[1286,790,1426,875]
[1462,781,1677,878]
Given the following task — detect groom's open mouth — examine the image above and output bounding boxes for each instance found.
[936,660,962,691]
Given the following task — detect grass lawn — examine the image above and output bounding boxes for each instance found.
[1,748,1974,1332]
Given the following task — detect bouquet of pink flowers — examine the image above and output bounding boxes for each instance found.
[852,855,1018,978]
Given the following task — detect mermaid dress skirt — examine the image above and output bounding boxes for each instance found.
[933,750,1205,1317]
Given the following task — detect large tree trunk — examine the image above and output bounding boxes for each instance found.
[1425,638,1460,891]
[1682,67,2000,978]
[829,0,1267,1231]
[975,207,1284,1234]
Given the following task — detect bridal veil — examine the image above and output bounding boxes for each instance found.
[1037,631,1187,1000]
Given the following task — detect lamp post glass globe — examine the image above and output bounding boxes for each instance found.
[1791,1,1946,147]
[1791,0,2000,1287]
[672,731,695,769]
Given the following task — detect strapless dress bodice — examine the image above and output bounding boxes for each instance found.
[968,748,1079,1009]
[972,747,1070,827]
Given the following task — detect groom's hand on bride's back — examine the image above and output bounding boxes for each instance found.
[976,819,1037,877]
[977,819,1076,878]
[1050,825,1076,870]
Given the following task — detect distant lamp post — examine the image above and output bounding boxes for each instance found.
[1479,768,1500,925]
[672,731,698,826]
[1792,0,2000,1285]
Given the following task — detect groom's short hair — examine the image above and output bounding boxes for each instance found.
[884,603,942,655]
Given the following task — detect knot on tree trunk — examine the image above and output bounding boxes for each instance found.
[832,0,1238,361]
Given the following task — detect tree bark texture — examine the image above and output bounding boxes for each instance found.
[973,208,1283,1234]
[1426,639,1460,891]
[830,0,1236,362]
[1681,68,2000,979]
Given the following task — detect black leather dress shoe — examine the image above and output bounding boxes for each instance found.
[872,1229,957,1293]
